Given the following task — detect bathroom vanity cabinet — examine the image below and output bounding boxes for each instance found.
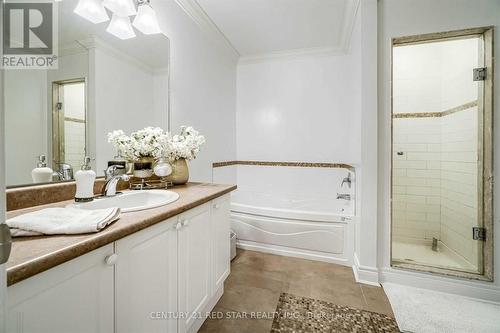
[6,194,231,333]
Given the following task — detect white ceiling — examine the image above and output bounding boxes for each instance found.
[196,0,357,58]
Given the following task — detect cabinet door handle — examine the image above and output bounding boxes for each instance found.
[182,219,190,227]
[105,254,118,266]
[213,203,220,209]
[175,222,182,230]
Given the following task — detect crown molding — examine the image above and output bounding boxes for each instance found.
[174,0,240,58]
[58,41,88,57]
[238,0,360,65]
[176,0,360,65]
[238,46,345,65]
[78,37,158,74]
[154,66,170,75]
[339,0,360,52]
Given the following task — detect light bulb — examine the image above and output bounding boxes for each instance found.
[103,0,136,16]
[106,13,136,40]
[74,0,109,24]
[133,1,161,34]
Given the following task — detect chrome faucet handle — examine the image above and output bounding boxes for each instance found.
[101,171,130,197]
[56,162,72,169]
[52,162,74,181]
[341,173,352,188]
[105,165,124,179]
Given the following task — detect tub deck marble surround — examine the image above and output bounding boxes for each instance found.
[6,182,236,286]
[199,249,394,332]
[212,160,354,170]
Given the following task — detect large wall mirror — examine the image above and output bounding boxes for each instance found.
[390,27,493,280]
[4,0,170,187]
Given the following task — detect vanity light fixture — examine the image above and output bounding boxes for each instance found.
[107,13,136,40]
[74,0,161,40]
[132,0,161,34]
[103,0,137,17]
[74,0,110,24]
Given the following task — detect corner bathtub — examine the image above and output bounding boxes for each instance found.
[230,190,355,265]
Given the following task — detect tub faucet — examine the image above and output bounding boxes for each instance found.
[101,165,130,197]
[341,173,352,188]
[337,193,351,200]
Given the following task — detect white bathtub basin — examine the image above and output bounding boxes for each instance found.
[69,190,179,213]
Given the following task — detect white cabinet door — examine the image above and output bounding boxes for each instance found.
[115,218,178,333]
[178,203,212,333]
[212,194,231,292]
[6,244,114,333]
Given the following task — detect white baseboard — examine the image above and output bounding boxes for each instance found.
[352,253,380,286]
[380,267,500,303]
[236,240,351,267]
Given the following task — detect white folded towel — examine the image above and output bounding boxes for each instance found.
[7,207,121,237]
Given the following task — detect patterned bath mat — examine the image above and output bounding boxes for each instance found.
[271,293,400,333]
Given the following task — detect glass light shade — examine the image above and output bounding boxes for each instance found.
[74,0,109,24]
[103,0,136,16]
[106,14,136,40]
[133,3,161,34]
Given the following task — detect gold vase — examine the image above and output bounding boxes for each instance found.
[167,159,189,185]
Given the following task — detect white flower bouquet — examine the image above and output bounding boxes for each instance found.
[107,126,205,162]
[107,127,172,160]
[167,126,206,161]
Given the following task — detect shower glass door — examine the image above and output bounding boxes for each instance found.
[390,28,493,280]
[52,79,87,170]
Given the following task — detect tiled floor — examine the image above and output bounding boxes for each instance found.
[199,249,394,333]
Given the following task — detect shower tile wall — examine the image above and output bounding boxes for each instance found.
[393,117,442,241]
[440,106,478,267]
[393,108,478,267]
[64,121,86,170]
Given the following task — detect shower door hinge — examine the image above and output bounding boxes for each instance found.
[472,227,486,241]
[473,67,487,81]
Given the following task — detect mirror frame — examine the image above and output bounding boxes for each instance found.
[51,77,88,170]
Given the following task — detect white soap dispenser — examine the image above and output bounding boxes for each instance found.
[75,156,96,202]
[32,155,53,183]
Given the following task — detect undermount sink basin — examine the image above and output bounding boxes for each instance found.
[69,190,180,213]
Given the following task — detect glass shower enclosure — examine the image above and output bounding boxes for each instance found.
[390,27,493,280]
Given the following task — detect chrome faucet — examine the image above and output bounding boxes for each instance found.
[341,172,352,188]
[336,193,351,200]
[101,165,130,197]
[53,162,74,181]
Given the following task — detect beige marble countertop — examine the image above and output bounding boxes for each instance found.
[6,182,236,286]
